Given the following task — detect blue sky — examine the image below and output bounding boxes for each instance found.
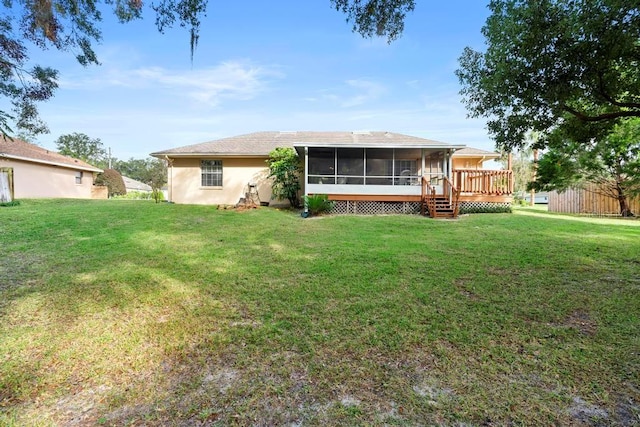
[31,1,493,160]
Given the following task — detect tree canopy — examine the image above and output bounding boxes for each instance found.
[55,132,105,165]
[457,0,640,152]
[1,0,416,138]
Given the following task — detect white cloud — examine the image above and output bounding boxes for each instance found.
[59,60,284,106]
[317,79,387,108]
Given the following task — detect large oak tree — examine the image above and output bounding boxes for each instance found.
[1,0,415,138]
[457,0,640,152]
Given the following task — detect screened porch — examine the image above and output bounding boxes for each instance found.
[302,147,454,197]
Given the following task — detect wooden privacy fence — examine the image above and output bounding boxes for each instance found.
[549,184,640,215]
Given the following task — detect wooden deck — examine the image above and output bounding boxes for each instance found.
[322,169,513,218]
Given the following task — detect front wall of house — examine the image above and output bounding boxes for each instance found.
[0,158,96,199]
[169,157,277,205]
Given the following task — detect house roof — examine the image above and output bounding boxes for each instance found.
[122,176,152,192]
[0,138,103,172]
[454,147,501,158]
[150,131,466,158]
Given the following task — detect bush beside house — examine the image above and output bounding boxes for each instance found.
[95,169,126,197]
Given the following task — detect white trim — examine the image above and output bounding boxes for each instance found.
[151,153,270,159]
[293,142,465,150]
[307,184,430,196]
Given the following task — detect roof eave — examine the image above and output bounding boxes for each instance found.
[453,153,501,158]
[151,152,270,158]
[0,153,103,172]
[291,142,466,150]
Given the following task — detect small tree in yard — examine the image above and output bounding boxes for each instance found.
[267,147,302,208]
[138,158,167,203]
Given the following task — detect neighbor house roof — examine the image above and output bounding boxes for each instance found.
[454,147,501,158]
[0,138,103,172]
[122,176,152,192]
[150,131,465,158]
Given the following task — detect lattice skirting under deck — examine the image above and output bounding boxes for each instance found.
[330,200,422,215]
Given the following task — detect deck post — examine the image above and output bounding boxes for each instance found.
[447,149,453,199]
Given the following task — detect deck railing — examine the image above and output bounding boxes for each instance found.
[453,169,513,195]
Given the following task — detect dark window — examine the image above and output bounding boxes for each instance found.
[201,160,223,187]
[75,171,83,184]
[308,148,335,175]
[337,148,364,176]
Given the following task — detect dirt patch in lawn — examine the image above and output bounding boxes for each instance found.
[563,310,598,336]
[0,252,45,292]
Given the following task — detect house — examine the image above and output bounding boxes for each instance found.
[0,138,104,200]
[151,131,513,217]
[522,191,549,204]
[452,147,502,170]
[122,176,152,193]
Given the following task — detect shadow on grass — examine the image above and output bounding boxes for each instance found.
[1,200,639,425]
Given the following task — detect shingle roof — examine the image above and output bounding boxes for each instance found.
[0,138,103,172]
[122,176,152,192]
[454,147,501,158]
[150,131,465,157]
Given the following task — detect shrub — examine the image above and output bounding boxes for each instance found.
[304,194,334,215]
[112,191,153,200]
[95,169,126,197]
[267,147,302,208]
[459,205,512,214]
[151,189,164,202]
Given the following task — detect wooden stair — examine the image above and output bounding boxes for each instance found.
[423,196,458,219]
[421,176,460,219]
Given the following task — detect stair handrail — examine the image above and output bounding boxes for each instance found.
[422,176,437,218]
[443,176,460,218]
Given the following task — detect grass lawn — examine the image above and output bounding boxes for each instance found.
[1,199,638,426]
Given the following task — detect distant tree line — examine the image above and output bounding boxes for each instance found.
[54,132,167,201]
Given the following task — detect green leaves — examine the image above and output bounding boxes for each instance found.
[331,0,415,42]
[533,118,640,216]
[55,132,105,165]
[457,0,640,152]
[266,147,302,208]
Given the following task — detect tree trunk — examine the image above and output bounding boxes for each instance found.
[616,183,635,217]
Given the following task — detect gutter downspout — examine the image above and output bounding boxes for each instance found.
[164,155,173,203]
[476,155,487,169]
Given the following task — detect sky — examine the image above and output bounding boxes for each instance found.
[27,1,494,160]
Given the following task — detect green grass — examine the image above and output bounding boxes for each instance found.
[1,199,638,426]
